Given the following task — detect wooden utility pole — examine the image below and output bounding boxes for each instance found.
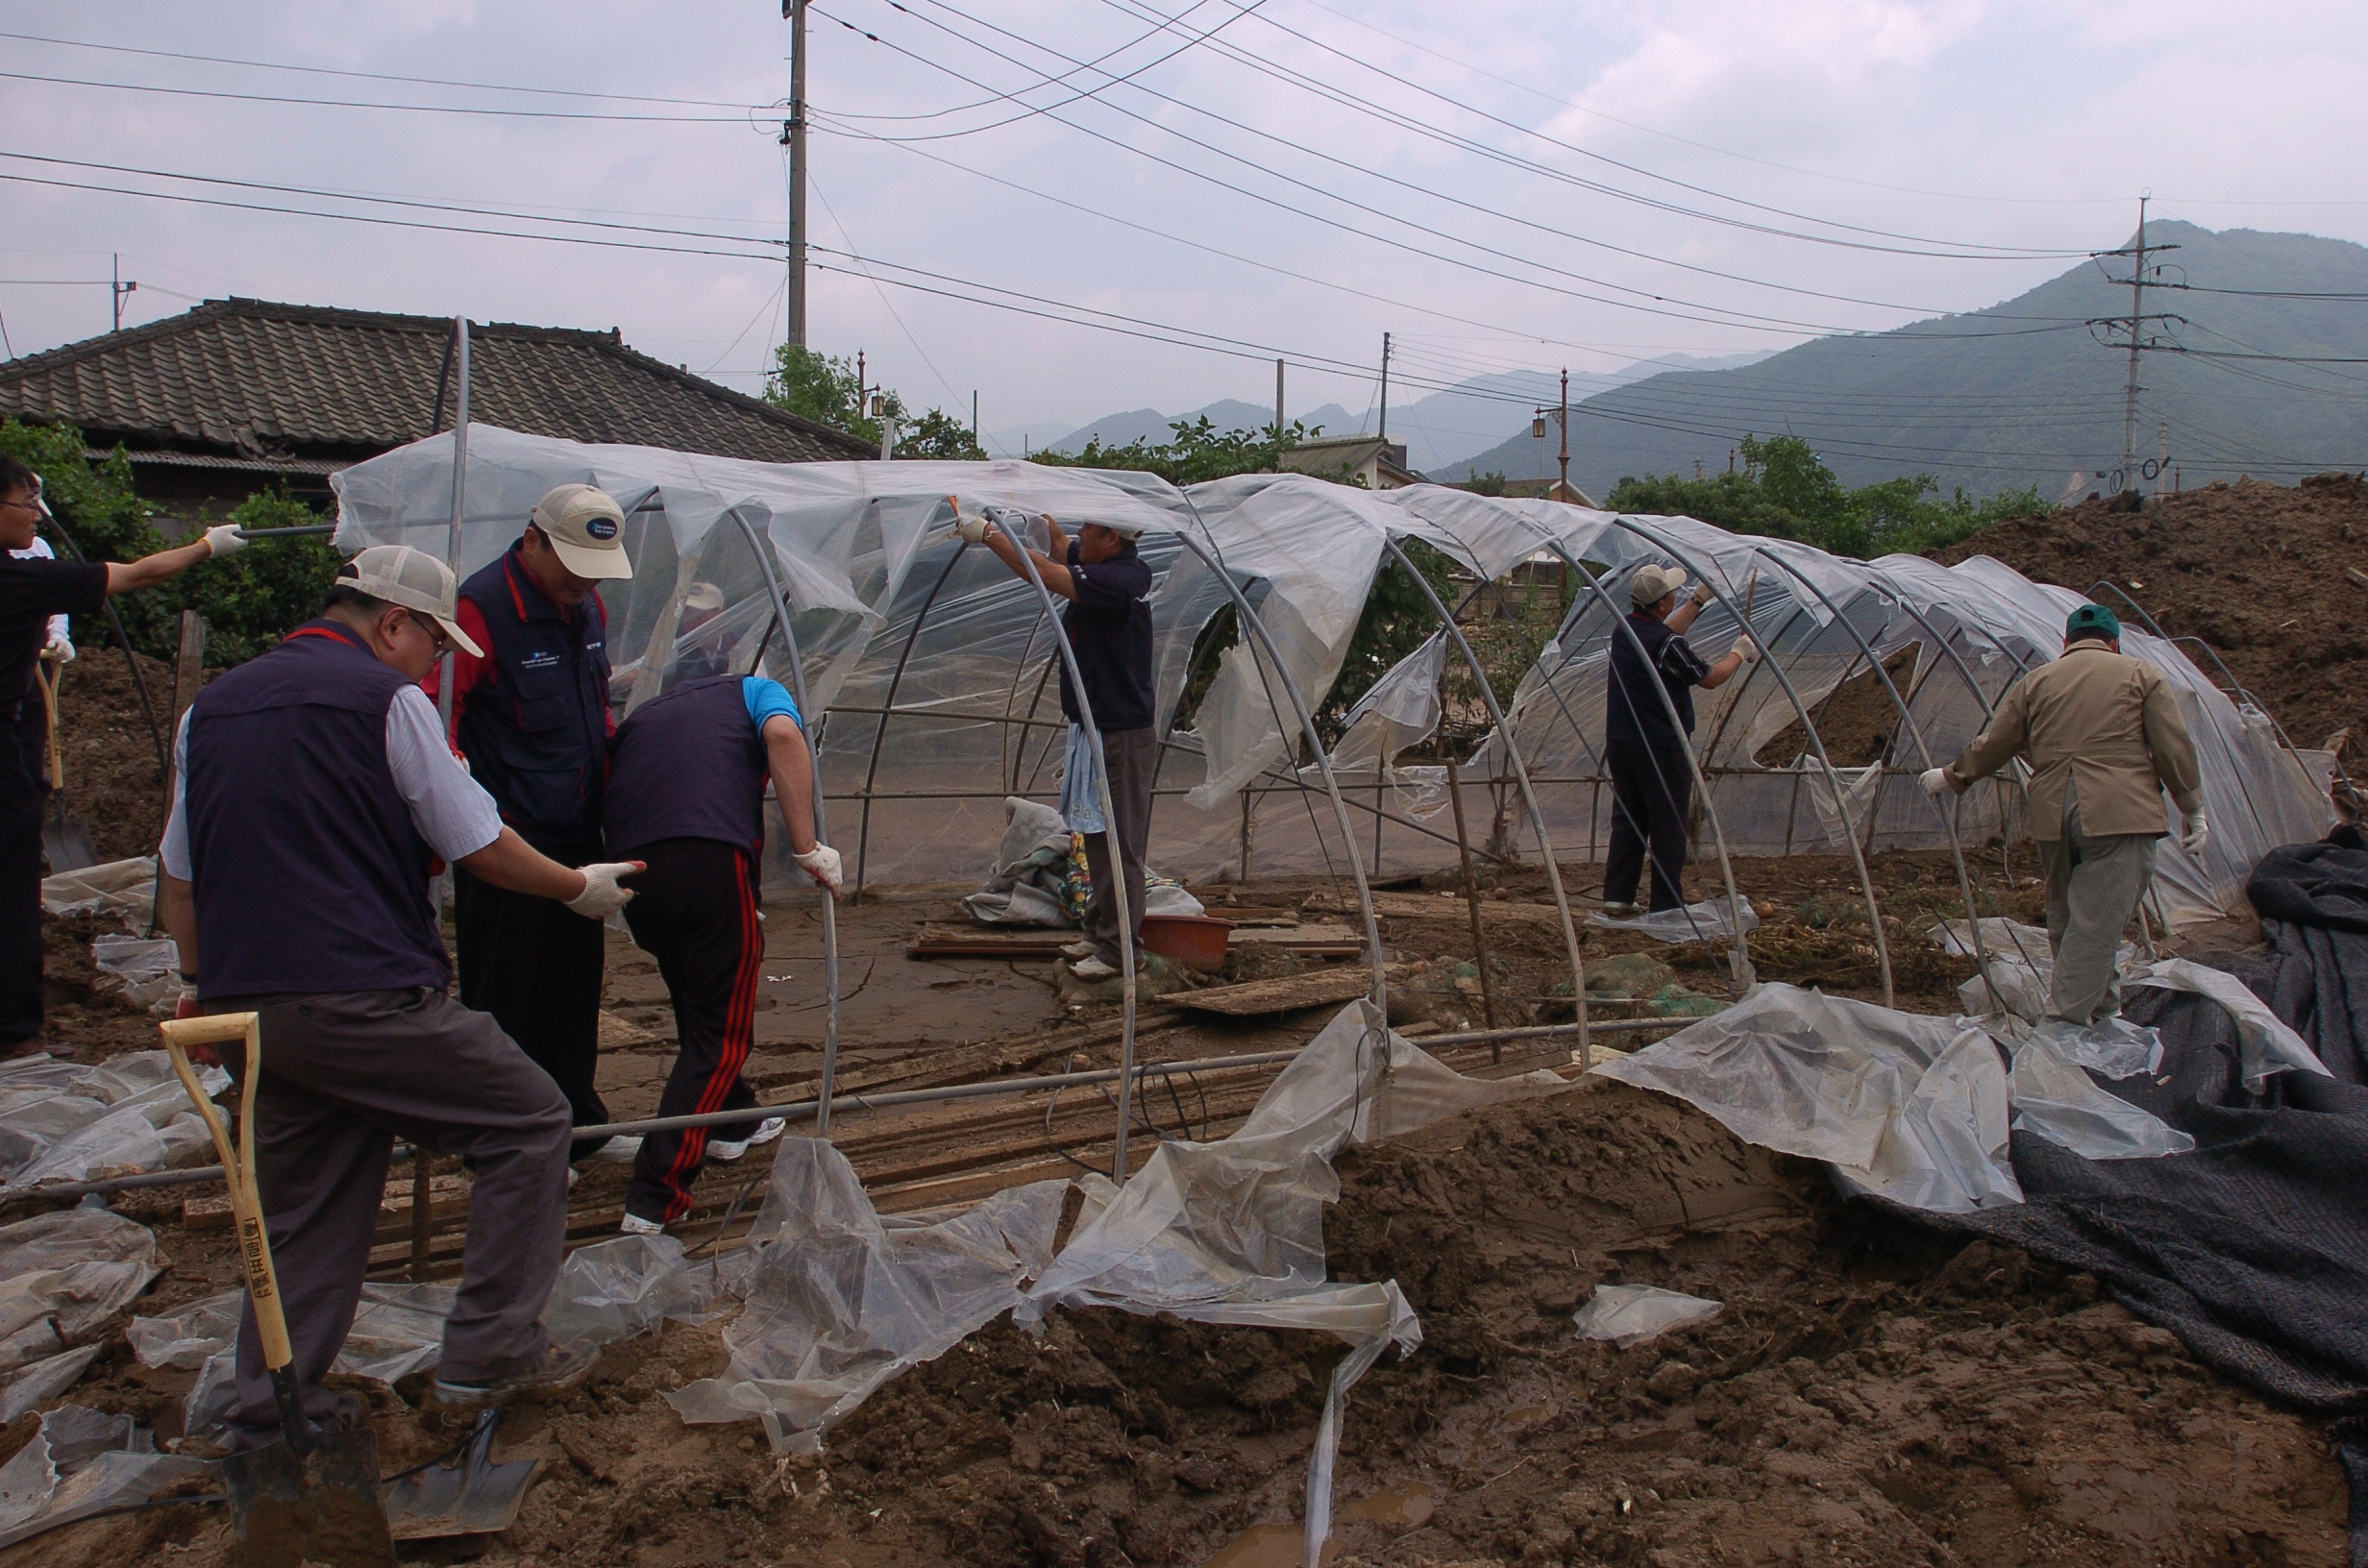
[782,1,809,348]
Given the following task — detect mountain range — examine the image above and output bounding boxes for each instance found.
[1440,221,2368,498]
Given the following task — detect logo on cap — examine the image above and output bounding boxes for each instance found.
[586,518,619,540]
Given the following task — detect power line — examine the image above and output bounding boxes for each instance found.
[0,68,753,123]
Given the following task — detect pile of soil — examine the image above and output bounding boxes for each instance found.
[1931,473,2368,760]
[39,647,193,867]
[46,1074,2340,1568]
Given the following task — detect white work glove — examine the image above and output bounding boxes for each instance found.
[1730,635,1759,664]
[2181,810,2209,855]
[202,524,246,558]
[793,843,844,895]
[1919,767,1953,797]
[954,515,993,545]
[565,861,643,919]
[1691,581,1714,607]
[41,635,73,664]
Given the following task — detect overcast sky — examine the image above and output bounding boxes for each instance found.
[5,0,2365,452]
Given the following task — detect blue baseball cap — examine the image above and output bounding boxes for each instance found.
[2064,603,2121,644]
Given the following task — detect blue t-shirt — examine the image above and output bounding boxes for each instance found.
[743,675,802,733]
[1058,540,1155,731]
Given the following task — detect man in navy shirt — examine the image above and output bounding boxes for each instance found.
[0,455,240,1057]
[1602,563,1752,915]
[602,673,840,1232]
[959,510,1155,980]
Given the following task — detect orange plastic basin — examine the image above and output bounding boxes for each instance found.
[1141,913,1234,970]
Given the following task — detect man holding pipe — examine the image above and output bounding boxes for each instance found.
[958,510,1154,981]
[441,484,632,1164]
[600,671,840,1234]
[1,454,241,1059]
[160,546,642,1444]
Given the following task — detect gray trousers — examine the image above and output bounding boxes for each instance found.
[217,989,572,1450]
[2039,801,2159,1026]
[1081,725,1158,968]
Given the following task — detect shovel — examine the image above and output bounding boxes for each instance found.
[34,652,95,872]
[384,1408,541,1539]
[161,1013,399,1568]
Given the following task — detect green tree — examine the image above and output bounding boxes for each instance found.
[897,407,985,461]
[1466,471,1509,497]
[1608,434,2048,559]
[1031,415,1314,487]
[763,345,882,445]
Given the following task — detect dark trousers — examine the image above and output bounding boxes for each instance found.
[1604,740,1693,913]
[623,839,766,1224]
[1081,726,1158,968]
[220,988,572,1450]
[455,838,607,1160]
[1,716,46,1044]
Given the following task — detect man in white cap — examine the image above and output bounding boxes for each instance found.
[958,511,1155,980]
[439,484,634,1165]
[159,546,644,1450]
[1601,563,1752,916]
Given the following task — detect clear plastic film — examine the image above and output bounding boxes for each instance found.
[1571,1285,1722,1349]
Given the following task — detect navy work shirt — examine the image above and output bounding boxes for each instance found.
[1605,611,1712,751]
[1057,537,1154,732]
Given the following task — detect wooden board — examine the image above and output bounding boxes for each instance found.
[185,1171,471,1233]
[1304,891,1573,928]
[1165,968,1376,1017]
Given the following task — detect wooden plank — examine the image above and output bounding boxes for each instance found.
[1305,891,1568,928]
[186,1171,470,1234]
[1165,968,1375,1017]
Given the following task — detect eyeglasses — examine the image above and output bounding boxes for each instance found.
[0,494,42,514]
[406,611,453,652]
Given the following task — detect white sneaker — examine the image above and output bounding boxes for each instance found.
[1060,940,1096,959]
[565,1166,580,1190]
[620,1212,664,1236]
[709,1116,786,1162]
[589,1136,642,1164]
[1070,956,1117,980]
[1600,901,1642,919]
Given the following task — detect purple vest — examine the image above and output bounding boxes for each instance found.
[603,675,766,858]
[185,621,449,999]
[456,549,611,845]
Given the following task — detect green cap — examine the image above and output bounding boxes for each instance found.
[2065,603,2121,644]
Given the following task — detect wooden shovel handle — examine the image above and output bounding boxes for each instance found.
[160,1013,295,1373]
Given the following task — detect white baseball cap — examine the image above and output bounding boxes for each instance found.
[337,546,484,657]
[529,484,633,580]
[1630,562,1690,607]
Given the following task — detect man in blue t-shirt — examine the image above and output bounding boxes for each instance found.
[602,673,840,1232]
[1603,564,1753,915]
[958,509,1156,980]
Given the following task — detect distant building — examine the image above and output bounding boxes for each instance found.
[1276,433,1424,490]
[1442,477,1602,508]
[0,298,874,518]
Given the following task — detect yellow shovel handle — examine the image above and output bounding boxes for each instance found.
[160,1014,294,1373]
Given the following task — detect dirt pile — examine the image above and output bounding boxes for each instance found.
[37,647,191,867]
[1931,473,2368,760]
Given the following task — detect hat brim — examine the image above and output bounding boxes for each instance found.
[435,614,485,659]
[548,535,633,581]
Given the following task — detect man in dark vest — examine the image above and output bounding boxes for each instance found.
[1602,563,1753,915]
[441,484,632,1163]
[957,509,1154,981]
[158,546,643,1447]
[601,671,840,1232]
[1,454,241,1058]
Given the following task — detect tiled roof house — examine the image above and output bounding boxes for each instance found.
[0,298,874,513]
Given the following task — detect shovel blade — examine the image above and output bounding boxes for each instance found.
[223,1427,398,1568]
[39,815,96,874]
[384,1409,543,1540]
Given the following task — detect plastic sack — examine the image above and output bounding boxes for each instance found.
[2008,1037,2195,1161]
[0,1210,163,1342]
[1591,983,2021,1213]
[1587,897,1759,945]
[37,858,156,926]
[0,1405,210,1550]
[1571,1285,1722,1349]
[2130,958,2330,1093]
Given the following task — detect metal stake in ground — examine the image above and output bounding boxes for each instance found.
[1443,755,1500,1048]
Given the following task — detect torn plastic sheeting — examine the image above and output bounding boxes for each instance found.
[0,1209,163,1343]
[0,1321,62,1375]
[90,936,184,1016]
[0,1405,211,1551]
[666,1142,1067,1451]
[1571,1285,1723,1349]
[1587,897,1759,944]
[2129,957,2330,1093]
[0,1346,102,1426]
[37,857,156,926]
[1799,758,1884,851]
[2007,1037,2195,1161]
[1591,984,2021,1213]
[1928,918,2054,966]
[2029,1017,2163,1081]
[0,1052,229,1192]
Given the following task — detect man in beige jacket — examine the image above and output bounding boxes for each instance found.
[1921,603,2206,1025]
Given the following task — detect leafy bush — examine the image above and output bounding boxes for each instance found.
[1,417,340,663]
[1030,415,1315,487]
[1608,434,2050,559]
[762,345,981,458]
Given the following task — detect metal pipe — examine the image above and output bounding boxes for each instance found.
[228,524,338,538]
[436,318,470,744]
[729,508,844,1134]
[853,531,972,896]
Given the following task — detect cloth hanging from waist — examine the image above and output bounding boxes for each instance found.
[1058,723,1106,835]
